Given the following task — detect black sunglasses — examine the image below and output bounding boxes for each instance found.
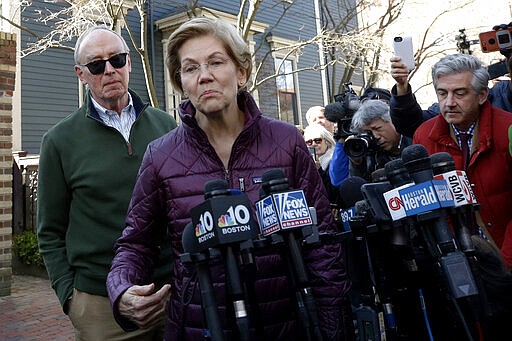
[305,138,323,146]
[80,53,128,75]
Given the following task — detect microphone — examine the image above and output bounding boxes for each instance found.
[401,145,478,299]
[338,176,367,232]
[190,180,260,250]
[256,169,323,341]
[181,222,224,341]
[400,145,456,245]
[190,179,260,341]
[431,152,477,207]
[255,169,313,238]
[431,152,476,253]
[371,168,388,183]
[383,159,415,222]
[383,159,417,247]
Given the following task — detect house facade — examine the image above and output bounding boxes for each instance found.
[3,0,360,155]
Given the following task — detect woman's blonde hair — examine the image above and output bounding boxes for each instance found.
[166,17,252,95]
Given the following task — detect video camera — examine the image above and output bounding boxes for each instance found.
[324,82,361,140]
[479,26,512,53]
[344,131,379,159]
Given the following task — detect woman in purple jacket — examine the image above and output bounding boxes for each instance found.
[107,17,350,340]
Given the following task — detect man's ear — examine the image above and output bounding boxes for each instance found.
[126,54,132,73]
[74,66,87,85]
[478,88,489,105]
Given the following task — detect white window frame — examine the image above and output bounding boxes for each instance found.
[266,35,302,126]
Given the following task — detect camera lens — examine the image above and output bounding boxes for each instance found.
[394,37,403,42]
[344,136,369,158]
[489,38,496,45]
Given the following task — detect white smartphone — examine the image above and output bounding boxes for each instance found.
[393,36,415,71]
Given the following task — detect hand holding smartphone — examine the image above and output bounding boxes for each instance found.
[393,36,415,71]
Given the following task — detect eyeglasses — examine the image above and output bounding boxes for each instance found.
[80,53,128,75]
[179,57,231,78]
[305,138,323,146]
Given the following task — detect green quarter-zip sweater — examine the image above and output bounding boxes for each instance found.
[37,89,177,311]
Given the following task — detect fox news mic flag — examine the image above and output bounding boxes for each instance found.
[255,170,312,236]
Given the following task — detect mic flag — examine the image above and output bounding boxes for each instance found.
[339,207,356,232]
[386,145,455,220]
[255,170,312,236]
[256,189,313,236]
[182,221,200,253]
[180,222,225,341]
[337,176,367,231]
[431,152,477,207]
[383,159,415,221]
[190,179,259,251]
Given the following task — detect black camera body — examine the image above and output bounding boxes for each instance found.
[344,131,379,158]
[325,84,392,141]
[324,82,361,140]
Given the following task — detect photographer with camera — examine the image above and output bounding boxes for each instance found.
[346,100,412,181]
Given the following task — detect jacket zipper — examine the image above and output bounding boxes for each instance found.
[126,142,133,156]
[87,112,137,156]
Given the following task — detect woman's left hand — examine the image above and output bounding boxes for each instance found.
[117,283,171,329]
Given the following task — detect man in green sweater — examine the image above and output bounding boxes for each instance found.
[37,26,177,340]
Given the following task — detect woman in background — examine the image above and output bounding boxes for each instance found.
[304,124,340,205]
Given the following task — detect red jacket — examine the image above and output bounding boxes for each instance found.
[413,101,512,267]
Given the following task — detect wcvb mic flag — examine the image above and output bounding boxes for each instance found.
[433,170,476,207]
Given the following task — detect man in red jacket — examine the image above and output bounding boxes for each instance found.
[413,53,512,268]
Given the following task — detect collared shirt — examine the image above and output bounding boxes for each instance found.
[452,122,476,152]
[91,93,136,142]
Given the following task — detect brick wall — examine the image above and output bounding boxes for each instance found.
[0,31,16,296]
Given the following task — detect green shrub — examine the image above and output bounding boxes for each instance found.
[13,231,44,267]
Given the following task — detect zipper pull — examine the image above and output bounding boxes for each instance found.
[238,177,245,192]
[126,142,133,156]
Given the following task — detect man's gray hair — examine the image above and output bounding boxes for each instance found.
[350,100,390,133]
[432,54,489,93]
[74,25,130,65]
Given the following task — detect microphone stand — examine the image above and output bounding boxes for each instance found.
[259,171,323,341]
[222,244,251,341]
[181,249,225,341]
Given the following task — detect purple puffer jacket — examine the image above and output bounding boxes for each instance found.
[107,92,350,340]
